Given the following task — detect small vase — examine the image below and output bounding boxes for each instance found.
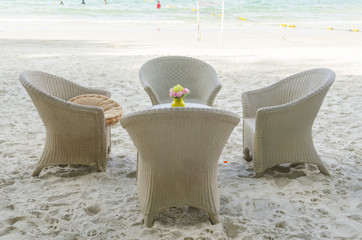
[171,98,185,107]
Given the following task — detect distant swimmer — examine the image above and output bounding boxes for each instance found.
[156,1,161,9]
[81,0,85,4]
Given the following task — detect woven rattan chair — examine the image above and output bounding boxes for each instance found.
[120,107,240,227]
[242,68,335,177]
[139,56,222,106]
[20,70,112,176]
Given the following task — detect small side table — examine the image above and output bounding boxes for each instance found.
[68,94,123,127]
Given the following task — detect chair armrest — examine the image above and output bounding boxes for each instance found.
[242,85,283,118]
[31,89,107,131]
[203,73,222,107]
[139,77,161,106]
[242,68,335,118]
[82,88,111,98]
[20,70,111,100]
[255,89,328,130]
[55,80,111,100]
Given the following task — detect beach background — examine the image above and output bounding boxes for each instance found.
[1,0,362,239]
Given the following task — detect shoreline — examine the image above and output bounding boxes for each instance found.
[1,20,362,50]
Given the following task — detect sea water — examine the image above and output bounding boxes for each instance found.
[0,0,361,29]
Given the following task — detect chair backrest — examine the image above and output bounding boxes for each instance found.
[19,70,109,129]
[121,107,240,170]
[269,68,335,105]
[20,70,110,101]
[139,56,222,106]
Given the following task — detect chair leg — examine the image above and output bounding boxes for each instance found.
[144,213,156,228]
[209,212,220,225]
[317,164,330,176]
[255,171,264,178]
[32,166,42,177]
[136,152,139,183]
[107,127,111,154]
[243,147,253,162]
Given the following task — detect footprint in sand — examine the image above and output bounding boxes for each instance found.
[5,216,27,225]
[84,203,102,215]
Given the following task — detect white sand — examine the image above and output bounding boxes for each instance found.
[0,20,361,239]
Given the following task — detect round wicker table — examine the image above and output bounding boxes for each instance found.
[68,94,122,127]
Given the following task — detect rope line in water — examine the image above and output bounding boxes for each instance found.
[278,24,359,32]
[144,0,359,33]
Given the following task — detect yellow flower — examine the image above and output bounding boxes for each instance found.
[172,84,183,92]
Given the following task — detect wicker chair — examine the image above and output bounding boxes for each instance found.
[20,70,112,177]
[139,56,222,106]
[120,107,240,227]
[242,68,335,177]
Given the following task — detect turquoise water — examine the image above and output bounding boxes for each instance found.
[0,0,361,28]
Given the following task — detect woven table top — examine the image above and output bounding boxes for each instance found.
[68,94,122,127]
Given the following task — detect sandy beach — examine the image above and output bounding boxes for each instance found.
[0,19,362,239]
